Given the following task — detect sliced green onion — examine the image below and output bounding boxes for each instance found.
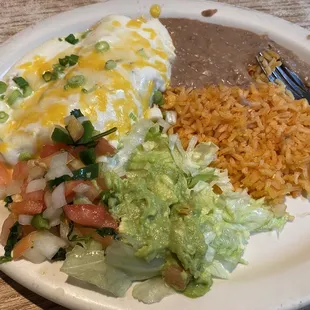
[3,222,21,257]
[7,89,22,106]
[53,64,65,77]
[22,85,33,98]
[95,41,110,52]
[129,112,137,122]
[65,34,79,45]
[152,90,164,106]
[0,111,9,123]
[0,256,12,264]
[59,56,69,67]
[0,81,8,94]
[18,152,32,161]
[42,71,56,82]
[72,163,100,180]
[67,75,86,88]
[58,38,63,42]
[81,84,98,93]
[70,109,84,118]
[48,175,72,188]
[81,29,92,39]
[137,48,148,58]
[0,95,4,100]
[68,54,79,66]
[90,127,117,141]
[31,214,50,230]
[64,84,70,91]
[105,60,117,70]
[4,196,13,208]
[79,148,96,165]
[77,120,95,144]
[13,76,29,89]
[96,227,117,238]
[51,127,73,144]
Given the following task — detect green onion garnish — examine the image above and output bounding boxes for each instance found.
[95,41,110,52]
[68,54,79,66]
[42,71,56,82]
[53,64,65,77]
[77,120,95,144]
[70,109,84,118]
[65,34,79,45]
[22,85,33,98]
[67,75,86,88]
[13,76,29,89]
[72,163,100,180]
[82,84,98,94]
[59,54,79,67]
[90,127,117,141]
[59,56,69,67]
[137,48,148,58]
[31,214,49,230]
[51,127,74,144]
[105,60,117,70]
[152,90,164,106]
[129,112,137,122]
[18,152,32,161]
[0,81,8,94]
[81,29,92,39]
[7,89,22,106]
[0,111,9,123]
[0,95,4,100]
[79,148,96,165]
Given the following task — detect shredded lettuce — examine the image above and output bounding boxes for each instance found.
[60,240,131,297]
[62,121,289,302]
[132,277,175,304]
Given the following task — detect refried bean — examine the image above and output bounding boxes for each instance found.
[161,18,310,88]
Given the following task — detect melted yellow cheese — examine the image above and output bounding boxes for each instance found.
[143,28,157,40]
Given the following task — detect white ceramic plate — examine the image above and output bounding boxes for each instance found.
[1,1,310,309]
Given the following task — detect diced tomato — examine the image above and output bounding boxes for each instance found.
[21,225,36,237]
[13,231,37,259]
[63,204,118,229]
[11,200,44,215]
[76,225,114,249]
[0,162,11,185]
[12,161,29,181]
[0,214,16,246]
[40,143,68,158]
[95,138,116,157]
[22,189,44,202]
[64,180,84,197]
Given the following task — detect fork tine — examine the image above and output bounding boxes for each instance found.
[271,70,303,99]
[278,65,308,90]
[273,67,305,99]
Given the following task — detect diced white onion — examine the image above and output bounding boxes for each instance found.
[45,165,73,181]
[44,190,53,209]
[33,231,67,260]
[43,207,63,227]
[147,106,163,121]
[165,110,177,125]
[26,178,46,193]
[51,183,67,209]
[23,247,46,264]
[157,118,170,134]
[6,180,22,195]
[0,185,6,200]
[73,183,90,193]
[28,165,46,181]
[50,152,68,168]
[18,214,33,225]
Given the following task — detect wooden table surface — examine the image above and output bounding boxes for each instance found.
[0,0,310,309]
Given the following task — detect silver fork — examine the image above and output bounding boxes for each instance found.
[256,52,310,102]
